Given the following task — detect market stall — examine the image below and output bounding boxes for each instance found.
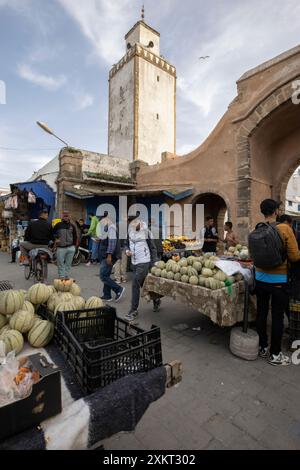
[0,181,56,256]
[142,254,256,328]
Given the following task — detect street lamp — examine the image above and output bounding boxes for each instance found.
[36,121,69,147]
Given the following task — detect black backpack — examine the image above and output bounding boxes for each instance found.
[248,222,286,269]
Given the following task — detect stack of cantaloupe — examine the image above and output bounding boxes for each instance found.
[151,254,241,290]
[0,279,104,357]
[224,245,250,260]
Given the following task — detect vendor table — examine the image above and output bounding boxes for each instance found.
[142,274,256,328]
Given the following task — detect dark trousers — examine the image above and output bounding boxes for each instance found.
[132,262,151,311]
[255,281,289,356]
[11,247,20,262]
[100,259,121,299]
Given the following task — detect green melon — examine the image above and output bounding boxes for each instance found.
[202,268,213,278]
[0,290,25,316]
[189,276,199,285]
[151,267,157,275]
[2,330,24,354]
[85,297,104,309]
[167,271,174,280]
[22,300,35,316]
[28,283,51,305]
[172,264,181,274]
[187,267,198,277]
[214,271,227,282]
[161,269,168,279]
[187,256,196,265]
[54,301,76,315]
[180,267,188,275]
[155,261,165,270]
[9,309,35,333]
[70,283,81,296]
[72,296,86,310]
[174,273,181,282]
[0,313,8,330]
[154,268,162,277]
[28,320,54,348]
[193,261,202,272]
[179,259,188,268]
[0,324,11,339]
[181,275,189,283]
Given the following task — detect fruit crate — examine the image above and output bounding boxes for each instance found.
[0,280,13,291]
[289,299,300,344]
[38,304,116,338]
[55,308,163,394]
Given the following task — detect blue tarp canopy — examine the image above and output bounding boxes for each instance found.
[11,180,56,220]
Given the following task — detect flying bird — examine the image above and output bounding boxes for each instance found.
[199,56,210,59]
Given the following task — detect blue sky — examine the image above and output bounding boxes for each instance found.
[1,0,300,187]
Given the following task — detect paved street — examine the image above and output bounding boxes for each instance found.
[1,252,300,450]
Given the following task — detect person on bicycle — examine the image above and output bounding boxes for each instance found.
[53,211,78,280]
[20,209,53,265]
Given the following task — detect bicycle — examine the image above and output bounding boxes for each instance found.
[24,248,53,283]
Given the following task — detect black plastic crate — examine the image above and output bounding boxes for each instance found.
[38,304,116,336]
[289,300,300,343]
[56,309,163,394]
[0,281,13,291]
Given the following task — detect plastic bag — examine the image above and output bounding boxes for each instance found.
[0,352,39,408]
[0,351,20,407]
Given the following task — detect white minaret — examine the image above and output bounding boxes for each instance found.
[108,8,176,165]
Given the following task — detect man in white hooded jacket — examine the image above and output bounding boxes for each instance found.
[125,217,159,322]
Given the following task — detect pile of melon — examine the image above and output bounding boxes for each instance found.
[0,279,104,357]
[151,255,243,290]
[224,245,250,260]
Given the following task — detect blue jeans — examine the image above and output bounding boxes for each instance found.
[91,239,100,262]
[56,246,76,279]
[100,259,122,299]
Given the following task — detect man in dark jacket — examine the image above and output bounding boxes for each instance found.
[20,209,53,265]
[98,212,124,302]
[53,211,78,280]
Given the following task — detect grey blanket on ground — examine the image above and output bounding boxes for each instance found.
[0,363,166,450]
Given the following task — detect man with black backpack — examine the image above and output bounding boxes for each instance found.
[248,199,300,366]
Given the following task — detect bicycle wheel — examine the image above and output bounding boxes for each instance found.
[42,259,48,281]
[72,251,83,266]
[35,259,43,283]
[24,265,31,280]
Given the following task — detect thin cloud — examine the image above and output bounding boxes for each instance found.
[18,64,67,91]
[75,93,95,111]
[58,0,134,64]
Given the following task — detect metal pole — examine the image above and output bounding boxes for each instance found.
[242,278,249,333]
[51,133,69,147]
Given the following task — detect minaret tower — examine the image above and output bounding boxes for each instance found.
[108,8,176,165]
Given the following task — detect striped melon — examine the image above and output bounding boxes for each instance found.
[0,313,8,329]
[70,283,81,296]
[0,290,24,315]
[28,283,51,305]
[47,293,61,312]
[28,320,54,348]
[22,300,35,316]
[174,273,181,282]
[47,286,56,295]
[72,296,86,310]
[54,301,75,316]
[58,293,74,303]
[0,324,10,339]
[9,309,35,333]
[85,297,104,309]
[2,330,24,354]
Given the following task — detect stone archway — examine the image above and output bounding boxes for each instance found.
[278,154,300,205]
[234,77,300,240]
[193,192,229,246]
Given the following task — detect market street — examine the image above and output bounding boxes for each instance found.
[1,252,300,450]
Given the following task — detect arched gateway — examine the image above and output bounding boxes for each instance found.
[136,45,300,243]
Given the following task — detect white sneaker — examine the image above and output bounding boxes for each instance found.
[268,352,291,366]
[85,261,91,267]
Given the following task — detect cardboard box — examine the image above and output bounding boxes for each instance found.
[0,353,62,441]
